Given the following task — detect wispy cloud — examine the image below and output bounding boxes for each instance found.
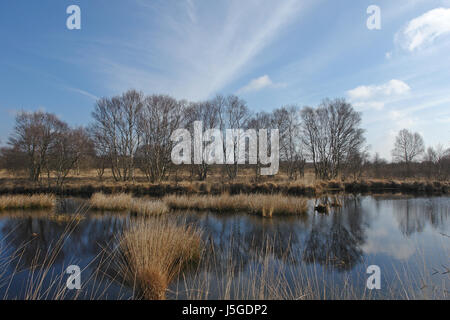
[186,0,197,23]
[395,7,450,51]
[237,75,285,94]
[64,86,99,101]
[84,0,305,101]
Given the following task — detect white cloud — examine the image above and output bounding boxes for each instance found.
[396,7,450,51]
[236,75,284,94]
[348,80,410,101]
[347,79,411,110]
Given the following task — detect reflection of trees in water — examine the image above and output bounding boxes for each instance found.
[393,198,449,236]
[303,195,369,271]
[182,196,371,273]
[1,214,126,271]
[183,213,307,273]
[2,217,69,269]
[4,195,443,288]
[243,220,301,261]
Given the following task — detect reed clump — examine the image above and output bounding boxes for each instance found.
[90,193,169,216]
[117,218,203,300]
[0,194,56,211]
[90,192,134,211]
[164,194,308,217]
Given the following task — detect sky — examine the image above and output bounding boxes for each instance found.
[0,0,449,160]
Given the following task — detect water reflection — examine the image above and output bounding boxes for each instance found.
[392,197,449,236]
[0,195,448,299]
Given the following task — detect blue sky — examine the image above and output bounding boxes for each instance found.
[1,0,449,159]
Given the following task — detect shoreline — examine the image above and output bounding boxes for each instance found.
[0,179,448,197]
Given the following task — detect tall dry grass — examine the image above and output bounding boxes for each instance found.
[164,194,308,217]
[90,193,169,216]
[0,194,56,211]
[115,218,203,300]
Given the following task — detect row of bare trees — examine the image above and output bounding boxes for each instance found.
[390,129,450,179]
[1,89,447,185]
[2,111,92,186]
[87,91,307,183]
[183,96,310,181]
[89,90,184,182]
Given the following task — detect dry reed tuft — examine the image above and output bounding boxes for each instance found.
[90,193,134,211]
[116,218,203,300]
[90,193,169,216]
[129,200,169,216]
[164,194,308,217]
[0,194,56,211]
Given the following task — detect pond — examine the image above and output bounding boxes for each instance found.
[0,195,448,300]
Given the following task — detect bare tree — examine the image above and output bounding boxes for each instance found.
[301,99,365,180]
[328,99,365,178]
[343,148,369,180]
[272,106,305,180]
[219,95,251,179]
[120,90,144,180]
[0,145,28,176]
[184,99,221,181]
[248,111,273,181]
[8,111,66,182]
[136,95,183,182]
[91,90,143,181]
[87,125,109,181]
[392,129,424,176]
[48,127,93,188]
[423,144,450,180]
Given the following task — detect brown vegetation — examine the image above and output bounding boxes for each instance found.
[0,194,56,210]
[89,192,308,217]
[164,193,308,217]
[115,218,203,300]
[90,192,169,216]
[1,167,447,197]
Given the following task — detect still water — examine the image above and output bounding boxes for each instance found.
[0,195,448,299]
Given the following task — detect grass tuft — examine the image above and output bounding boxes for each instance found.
[164,193,308,217]
[90,193,169,216]
[0,194,56,211]
[116,218,203,300]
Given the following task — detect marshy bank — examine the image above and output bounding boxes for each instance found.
[0,194,56,210]
[0,179,448,198]
[90,193,168,216]
[89,193,308,218]
[165,194,308,217]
